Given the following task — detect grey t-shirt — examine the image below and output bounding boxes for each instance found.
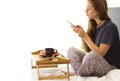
[95,20,120,68]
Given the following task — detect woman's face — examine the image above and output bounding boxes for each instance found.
[85,1,99,20]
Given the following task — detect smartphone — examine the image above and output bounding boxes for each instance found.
[67,20,75,27]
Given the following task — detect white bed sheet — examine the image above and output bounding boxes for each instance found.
[71,69,120,81]
[32,68,120,81]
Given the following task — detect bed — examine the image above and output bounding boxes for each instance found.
[31,67,120,81]
[71,69,120,81]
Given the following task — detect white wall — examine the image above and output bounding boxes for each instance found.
[107,0,120,7]
[0,0,120,81]
[0,1,87,81]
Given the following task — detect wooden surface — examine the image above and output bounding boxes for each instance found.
[31,50,70,65]
[31,50,70,80]
[38,75,68,80]
[36,57,70,65]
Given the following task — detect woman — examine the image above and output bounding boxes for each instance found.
[67,0,120,77]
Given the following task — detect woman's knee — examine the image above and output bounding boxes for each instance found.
[82,51,101,63]
[67,47,84,62]
[67,47,77,57]
[67,47,76,53]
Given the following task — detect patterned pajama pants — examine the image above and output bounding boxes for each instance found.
[67,47,116,77]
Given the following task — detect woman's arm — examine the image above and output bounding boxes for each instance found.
[83,34,110,56]
[72,25,110,56]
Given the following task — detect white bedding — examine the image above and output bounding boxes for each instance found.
[71,69,120,81]
[31,68,120,81]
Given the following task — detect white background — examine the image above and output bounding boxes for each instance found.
[0,0,120,81]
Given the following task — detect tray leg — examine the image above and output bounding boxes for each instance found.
[37,65,40,80]
[67,64,70,81]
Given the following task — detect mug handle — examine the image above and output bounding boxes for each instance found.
[54,49,58,52]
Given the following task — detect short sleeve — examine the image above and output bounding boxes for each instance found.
[100,26,115,46]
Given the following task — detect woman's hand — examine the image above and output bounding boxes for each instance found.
[71,25,87,39]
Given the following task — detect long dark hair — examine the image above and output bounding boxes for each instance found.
[83,0,111,52]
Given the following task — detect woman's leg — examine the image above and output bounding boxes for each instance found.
[77,51,116,76]
[67,47,85,74]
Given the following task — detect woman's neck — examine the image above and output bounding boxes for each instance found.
[95,19,105,28]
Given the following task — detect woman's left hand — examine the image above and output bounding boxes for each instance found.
[72,25,87,39]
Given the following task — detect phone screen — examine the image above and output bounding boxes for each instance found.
[67,21,76,27]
